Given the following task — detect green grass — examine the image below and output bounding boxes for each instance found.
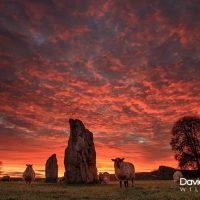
[0,180,199,200]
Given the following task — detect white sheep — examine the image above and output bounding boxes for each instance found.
[111,158,135,188]
[99,172,110,184]
[173,170,183,185]
[23,164,35,184]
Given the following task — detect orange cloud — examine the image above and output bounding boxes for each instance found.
[0,0,200,177]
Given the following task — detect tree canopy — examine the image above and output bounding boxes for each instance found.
[170,116,200,171]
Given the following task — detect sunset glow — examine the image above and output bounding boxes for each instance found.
[0,0,200,178]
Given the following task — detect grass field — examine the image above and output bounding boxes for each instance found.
[0,180,199,200]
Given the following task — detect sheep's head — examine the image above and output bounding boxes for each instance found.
[26,164,33,168]
[111,158,124,168]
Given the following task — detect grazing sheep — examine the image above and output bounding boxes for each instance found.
[1,176,10,182]
[99,172,110,184]
[111,158,135,188]
[173,170,183,185]
[23,164,35,184]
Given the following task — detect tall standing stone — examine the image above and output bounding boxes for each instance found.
[45,154,58,183]
[64,119,97,183]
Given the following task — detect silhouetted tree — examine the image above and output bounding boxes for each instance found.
[170,116,200,171]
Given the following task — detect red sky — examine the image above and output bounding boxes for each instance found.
[0,0,200,177]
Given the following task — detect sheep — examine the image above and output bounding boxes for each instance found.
[23,164,35,184]
[99,172,110,184]
[173,170,183,185]
[111,158,135,188]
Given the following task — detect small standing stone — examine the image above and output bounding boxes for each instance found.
[45,154,58,183]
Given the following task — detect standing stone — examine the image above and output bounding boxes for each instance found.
[45,154,58,183]
[64,119,97,183]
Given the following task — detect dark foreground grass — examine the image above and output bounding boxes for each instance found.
[0,180,200,200]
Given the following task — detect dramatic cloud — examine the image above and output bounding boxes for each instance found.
[0,0,200,176]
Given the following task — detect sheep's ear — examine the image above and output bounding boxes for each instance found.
[111,159,115,161]
[26,164,28,166]
[121,158,125,161]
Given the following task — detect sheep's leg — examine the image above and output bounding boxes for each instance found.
[131,178,134,187]
[124,181,126,187]
[124,181,128,188]
[120,180,122,188]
